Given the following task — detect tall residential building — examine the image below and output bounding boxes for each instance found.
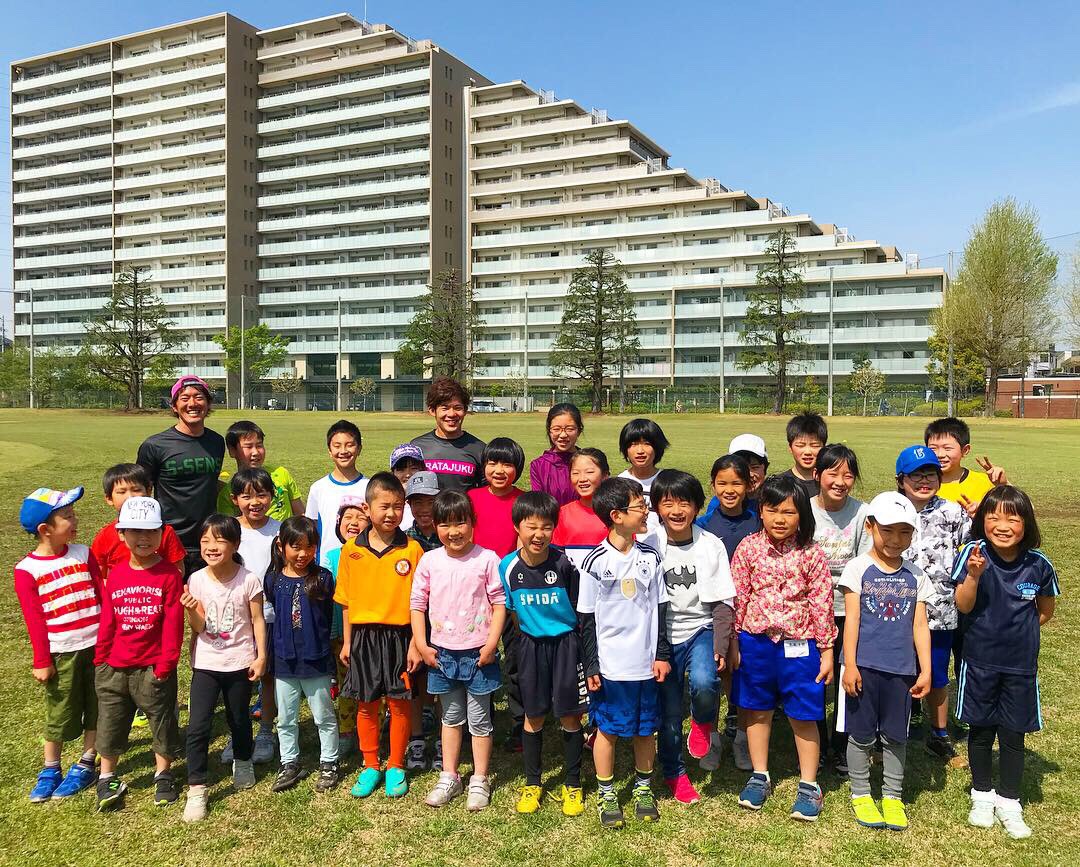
[10,13,259,385]
[465,81,944,392]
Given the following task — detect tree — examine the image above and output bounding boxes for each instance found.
[801,375,822,412]
[214,322,291,409]
[349,376,376,411]
[848,352,886,416]
[271,371,303,410]
[737,229,808,414]
[80,266,184,410]
[935,198,1058,416]
[549,249,640,413]
[1062,241,1080,349]
[397,268,483,381]
[926,330,985,401]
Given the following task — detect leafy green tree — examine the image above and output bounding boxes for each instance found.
[801,375,822,412]
[926,330,985,401]
[848,352,886,416]
[549,249,640,413]
[271,371,303,410]
[349,375,377,411]
[737,229,808,414]
[1062,241,1080,349]
[397,268,483,382]
[214,321,291,408]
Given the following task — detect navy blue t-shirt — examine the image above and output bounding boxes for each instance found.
[498,546,579,639]
[264,567,335,678]
[952,541,1059,675]
[701,508,762,560]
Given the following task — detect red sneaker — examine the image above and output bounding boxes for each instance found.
[687,720,712,760]
[664,774,701,805]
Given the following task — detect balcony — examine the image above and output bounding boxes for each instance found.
[470,115,596,145]
[14,156,113,182]
[114,138,227,167]
[15,203,113,225]
[258,284,429,306]
[15,272,114,291]
[258,175,429,208]
[150,264,227,283]
[14,180,113,205]
[113,36,228,72]
[12,84,111,115]
[114,189,226,214]
[114,113,226,144]
[13,60,112,93]
[15,226,112,248]
[12,132,112,159]
[258,229,429,257]
[258,256,431,282]
[115,214,227,237]
[14,294,110,314]
[115,239,227,261]
[471,95,572,119]
[471,165,657,199]
[257,202,428,233]
[285,338,403,354]
[258,94,430,135]
[264,311,416,330]
[258,42,421,88]
[15,249,112,269]
[14,108,112,137]
[114,87,227,121]
[157,288,227,307]
[113,63,227,96]
[258,66,431,109]
[115,163,226,191]
[257,148,429,183]
[257,120,430,159]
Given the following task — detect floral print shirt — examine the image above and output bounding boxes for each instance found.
[903,495,971,631]
[731,530,837,649]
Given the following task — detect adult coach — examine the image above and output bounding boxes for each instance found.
[411,376,486,492]
[136,375,226,577]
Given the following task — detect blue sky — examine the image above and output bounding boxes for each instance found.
[4,0,1080,335]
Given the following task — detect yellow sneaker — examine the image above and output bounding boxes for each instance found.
[851,795,885,828]
[559,784,585,817]
[131,709,149,729]
[516,785,543,814]
[881,797,908,832]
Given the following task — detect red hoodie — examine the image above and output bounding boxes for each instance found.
[94,558,183,679]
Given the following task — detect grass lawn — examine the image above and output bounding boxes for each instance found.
[0,409,1078,866]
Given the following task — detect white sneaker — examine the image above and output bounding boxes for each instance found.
[424,772,462,807]
[733,729,753,772]
[995,796,1032,839]
[233,758,256,790]
[466,774,491,811]
[968,788,997,828]
[182,786,208,823]
[699,731,726,771]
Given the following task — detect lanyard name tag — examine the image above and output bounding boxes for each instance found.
[783,639,809,658]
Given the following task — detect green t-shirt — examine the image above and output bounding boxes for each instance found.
[217,465,302,522]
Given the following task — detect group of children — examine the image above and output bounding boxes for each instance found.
[14,375,1059,840]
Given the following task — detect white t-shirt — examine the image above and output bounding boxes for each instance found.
[618,469,661,533]
[239,518,281,623]
[654,525,736,645]
[305,473,368,561]
[188,565,264,672]
[811,496,872,617]
[577,538,668,680]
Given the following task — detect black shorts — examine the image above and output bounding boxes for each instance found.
[956,659,1042,733]
[342,624,413,703]
[837,667,914,744]
[517,631,588,720]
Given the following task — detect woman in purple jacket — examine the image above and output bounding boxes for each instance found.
[528,403,583,506]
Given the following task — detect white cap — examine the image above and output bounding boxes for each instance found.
[867,492,918,529]
[117,496,163,530]
[728,433,768,460]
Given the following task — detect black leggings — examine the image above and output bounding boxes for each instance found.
[187,668,254,785]
[969,724,1025,800]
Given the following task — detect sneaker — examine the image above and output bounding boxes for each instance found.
[664,774,700,805]
[232,758,256,790]
[699,731,726,771]
[584,727,597,751]
[995,797,1032,839]
[425,772,463,807]
[834,753,850,776]
[406,737,427,771]
[881,797,908,831]
[516,784,543,814]
[52,763,97,798]
[559,784,585,817]
[633,787,660,822]
[851,794,885,828]
[738,772,772,810]
[351,767,383,798]
[337,731,355,758]
[687,720,712,760]
[131,709,149,729]
[790,781,824,822]
[733,730,753,772]
[503,723,524,753]
[926,733,957,761]
[422,705,436,738]
[252,728,276,764]
[153,771,179,806]
[968,789,997,828]
[29,767,63,803]
[466,774,491,811]
[251,693,262,720]
[220,739,234,764]
[385,767,408,799]
[597,791,624,829]
[314,761,340,793]
[272,761,305,793]
[182,786,208,823]
[432,738,443,772]
[96,777,128,811]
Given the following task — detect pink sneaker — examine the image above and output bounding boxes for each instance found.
[687,720,712,760]
[664,774,701,805]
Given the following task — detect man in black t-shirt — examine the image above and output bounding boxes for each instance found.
[136,375,225,576]
[411,377,486,492]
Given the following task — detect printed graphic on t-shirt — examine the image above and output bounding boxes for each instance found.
[863,572,919,623]
[110,583,164,632]
[205,601,236,645]
[665,563,697,591]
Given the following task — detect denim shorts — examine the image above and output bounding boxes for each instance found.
[426,646,502,696]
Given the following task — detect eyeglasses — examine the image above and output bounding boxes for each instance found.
[905,469,939,482]
[621,502,650,514]
[549,426,579,435]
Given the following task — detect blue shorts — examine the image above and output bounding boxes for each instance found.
[733,631,824,722]
[956,660,1042,733]
[930,629,954,689]
[426,647,502,697]
[591,676,660,738]
[838,667,914,744]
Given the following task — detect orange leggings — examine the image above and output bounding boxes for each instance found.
[356,698,411,770]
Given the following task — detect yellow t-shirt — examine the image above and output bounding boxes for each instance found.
[938,469,994,505]
[333,529,423,626]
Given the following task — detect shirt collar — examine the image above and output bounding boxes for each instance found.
[761,531,798,555]
[355,527,409,557]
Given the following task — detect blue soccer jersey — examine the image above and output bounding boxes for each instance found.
[499,547,580,639]
[952,541,1060,675]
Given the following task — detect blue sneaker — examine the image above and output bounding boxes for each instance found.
[52,763,97,799]
[351,767,383,798]
[790,781,824,822]
[30,767,63,803]
[738,773,772,810]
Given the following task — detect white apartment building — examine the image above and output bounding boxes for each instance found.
[465,81,945,392]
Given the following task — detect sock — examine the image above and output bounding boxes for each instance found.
[633,768,652,792]
[800,779,820,791]
[386,698,411,770]
[597,775,615,798]
[99,772,115,781]
[522,729,543,787]
[562,727,584,788]
[259,721,273,734]
[78,750,96,769]
[757,770,771,781]
[355,701,382,770]
[932,726,948,738]
[45,760,61,769]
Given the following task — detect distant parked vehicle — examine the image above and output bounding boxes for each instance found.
[471,399,507,413]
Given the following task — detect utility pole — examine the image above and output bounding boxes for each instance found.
[718,276,726,413]
[29,285,36,409]
[522,285,529,409]
[827,267,835,416]
[946,252,955,417]
[240,296,246,411]
[336,296,343,414]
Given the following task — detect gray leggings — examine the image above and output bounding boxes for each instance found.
[847,735,907,800]
[441,687,494,737]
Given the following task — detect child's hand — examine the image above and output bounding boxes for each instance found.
[653,660,671,683]
[967,543,988,581]
[959,495,979,519]
[910,671,931,700]
[338,644,350,669]
[248,657,266,681]
[714,652,726,674]
[478,642,498,667]
[842,664,862,697]
[32,665,56,684]
[587,674,602,692]
[406,642,423,674]
[180,590,199,610]
[419,644,439,669]
[816,648,834,685]
[976,455,1008,486]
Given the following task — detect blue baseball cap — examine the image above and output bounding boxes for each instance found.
[19,486,84,533]
[895,445,941,476]
[389,443,424,470]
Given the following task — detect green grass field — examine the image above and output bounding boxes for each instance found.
[1,409,1078,866]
